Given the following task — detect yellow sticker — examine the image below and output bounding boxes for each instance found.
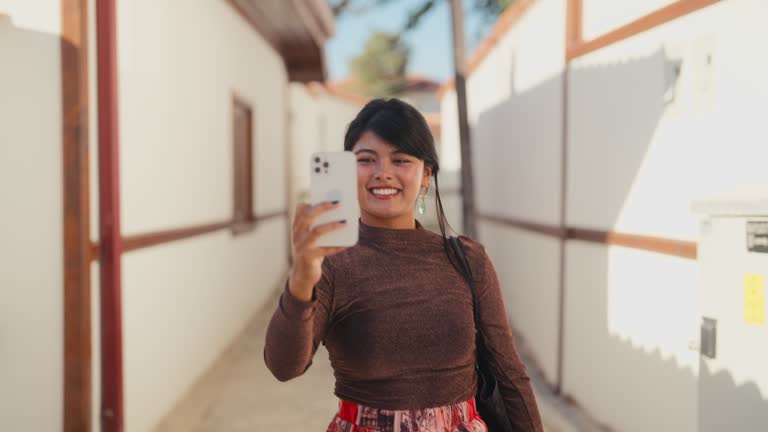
[744,274,765,326]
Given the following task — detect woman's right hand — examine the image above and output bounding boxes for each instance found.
[288,201,349,302]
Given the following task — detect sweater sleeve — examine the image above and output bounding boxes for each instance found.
[263,259,334,382]
[465,239,544,432]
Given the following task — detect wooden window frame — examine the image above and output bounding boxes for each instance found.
[232,95,256,234]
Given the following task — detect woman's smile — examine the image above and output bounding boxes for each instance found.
[369,187,401,199]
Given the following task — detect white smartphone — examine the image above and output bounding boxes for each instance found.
[310,151,359,247]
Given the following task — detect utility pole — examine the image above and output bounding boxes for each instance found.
[449,0,477,238]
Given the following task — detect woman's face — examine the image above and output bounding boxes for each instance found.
[352,130,431,229]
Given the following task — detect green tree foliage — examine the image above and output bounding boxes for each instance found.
[332,0,515,96]
[349,32,410,97]
[330,0,517,32]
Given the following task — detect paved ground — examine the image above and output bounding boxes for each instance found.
[154,289,604,432]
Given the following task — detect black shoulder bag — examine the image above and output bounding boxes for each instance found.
[449,236,516,432]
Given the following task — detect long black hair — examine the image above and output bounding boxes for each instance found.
[344,98,458,265]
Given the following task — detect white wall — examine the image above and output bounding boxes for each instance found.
[0,4,64,432]
[581,0,676,40]
[400,89,440,114]
[114,1,290,431]
[441,0,768,430]
[440,0,567,383]
[563,1,768,429]
[288,84,363,223]
[439,92,461,173]
[570,0,768,241]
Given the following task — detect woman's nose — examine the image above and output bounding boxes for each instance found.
[373,170,393,180]
[373,163,393,180]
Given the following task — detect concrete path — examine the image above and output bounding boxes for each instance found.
[154,290,603,432]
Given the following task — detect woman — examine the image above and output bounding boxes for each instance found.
[265,98,543,432]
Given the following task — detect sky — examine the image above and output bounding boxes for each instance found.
[326,0,494,83]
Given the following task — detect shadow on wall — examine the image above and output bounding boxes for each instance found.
[563,245,699,431]
[471,44,768,431]
[562,252,767,432]
[699,361,768,432]
[0,12,80,432]
[473,48,678,224]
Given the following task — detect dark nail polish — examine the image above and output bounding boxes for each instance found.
[331,200,340,205]
[340,219,347,224]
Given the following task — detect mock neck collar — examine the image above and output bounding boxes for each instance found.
[358,219,434,244]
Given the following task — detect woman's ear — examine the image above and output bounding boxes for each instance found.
[422,166,432,188]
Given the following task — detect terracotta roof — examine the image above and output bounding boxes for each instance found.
[306,81,369,105]
[438,0,536,100]
[327,75,440,97]
[402,75,441,92]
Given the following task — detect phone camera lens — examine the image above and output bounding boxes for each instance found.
[323,162,329,168]
[314,157,321,163]
[314,167,320,173]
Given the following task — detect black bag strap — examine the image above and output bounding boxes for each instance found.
[448,237,481,338]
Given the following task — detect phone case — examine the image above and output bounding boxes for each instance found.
[310,151,359,247]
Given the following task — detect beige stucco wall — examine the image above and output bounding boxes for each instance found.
[0,3,64,431]
[113,1,290,431]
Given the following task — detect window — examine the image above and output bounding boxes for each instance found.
[232,97,255,232]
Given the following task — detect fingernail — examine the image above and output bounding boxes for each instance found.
[339,219,347,224]
[331,200,339,205]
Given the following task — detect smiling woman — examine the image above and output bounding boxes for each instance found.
[264,98,543,432]
[345,99,440,231]
[352,131,432,229]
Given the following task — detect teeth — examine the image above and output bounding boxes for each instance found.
[371,188,398,195]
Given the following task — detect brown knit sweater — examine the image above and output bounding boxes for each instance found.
[264,220,543,431]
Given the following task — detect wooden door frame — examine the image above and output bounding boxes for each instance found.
[61,0,92,430]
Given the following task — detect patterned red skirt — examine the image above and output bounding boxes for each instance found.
[326,398,488,432]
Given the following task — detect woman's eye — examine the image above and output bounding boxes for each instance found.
[357,158,374,163]
[393,159,411,164]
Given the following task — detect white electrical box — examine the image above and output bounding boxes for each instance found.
[692,186,768,432]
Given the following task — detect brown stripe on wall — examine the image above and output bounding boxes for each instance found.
[90,211,288,259]
[61,0,91,430]
[478,213,697,260]
[123,221,234,252]
[479,213,566,238]
[569,227,697,259]
[567,0,721,60]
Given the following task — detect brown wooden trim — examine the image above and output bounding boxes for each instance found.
[479,213,567,238]
[91,211,289,259]
[565,0,583,52]
[123,221,233,252]
[255,209,289,223]
[96,0,125,429]
[478,213,697,259]
[569,228,697,259]
[61,0,91,430]
[567,0,721,60]
[232,95,256,227]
